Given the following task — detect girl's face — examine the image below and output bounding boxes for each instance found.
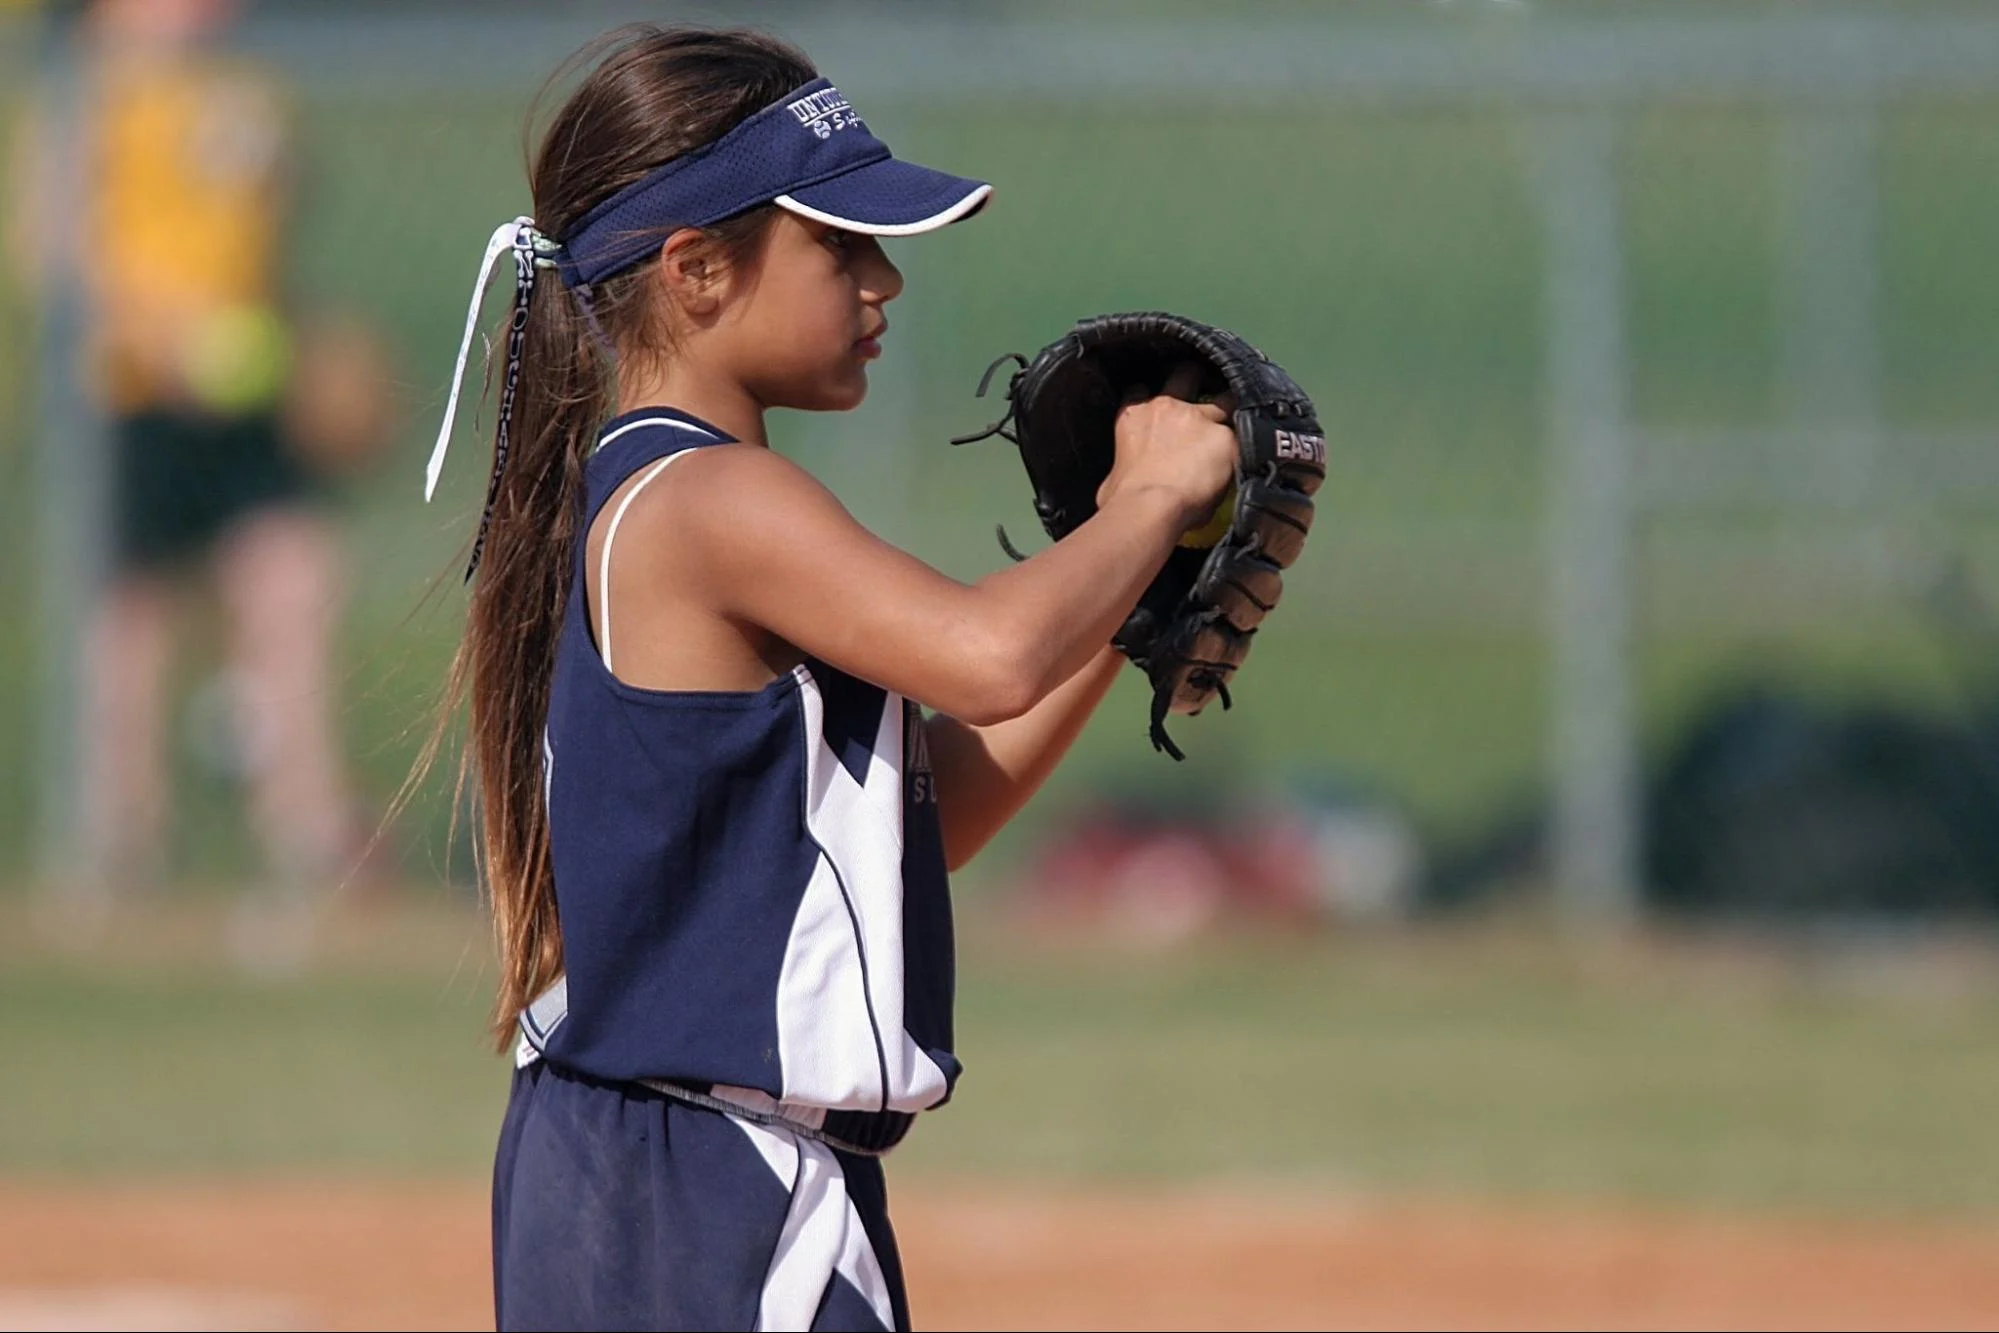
[716,211,904,413]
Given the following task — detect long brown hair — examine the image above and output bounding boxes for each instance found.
[415,26,815,1047]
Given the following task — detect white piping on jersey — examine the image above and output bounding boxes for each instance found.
[596,448,697,675]
[593,414,717,456]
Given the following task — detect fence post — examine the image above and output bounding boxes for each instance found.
[1778,105,1882,518]
[32,12,108,897]
[1532,114,1640,926]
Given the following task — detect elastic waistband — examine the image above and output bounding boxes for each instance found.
[515,979,915,1157]
[637,1078,914,1158]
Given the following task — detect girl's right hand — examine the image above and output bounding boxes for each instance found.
[1096,362,1238,527]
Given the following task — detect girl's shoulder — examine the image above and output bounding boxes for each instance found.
[600,434,840,536]
[585,408,758,512]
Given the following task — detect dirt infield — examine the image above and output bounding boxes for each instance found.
[2,1181,1998,1331]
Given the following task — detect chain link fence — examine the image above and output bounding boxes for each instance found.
[5,0,1998,918]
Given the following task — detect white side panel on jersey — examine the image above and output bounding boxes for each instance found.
[773,850,887,1108]
[515,974,569,1068]
[731,1116,895,1333]
[776,666,888,1109]
[779,667,950,1113]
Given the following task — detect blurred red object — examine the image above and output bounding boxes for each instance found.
[1012,777,1422,945]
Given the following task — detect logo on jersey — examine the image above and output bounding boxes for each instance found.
[787,87,864,140]
[904,702,937,806]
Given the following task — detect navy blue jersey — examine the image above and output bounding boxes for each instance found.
[521,408,957,1150]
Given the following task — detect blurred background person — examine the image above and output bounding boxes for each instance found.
[11,0,393,960]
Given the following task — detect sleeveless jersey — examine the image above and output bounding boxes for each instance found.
[523,409,958,1152]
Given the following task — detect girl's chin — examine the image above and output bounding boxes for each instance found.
[776,375,867,413]
[820,367,870,412]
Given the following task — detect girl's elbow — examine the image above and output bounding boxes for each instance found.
[952,636,1044,726]
[950,686,1034,729]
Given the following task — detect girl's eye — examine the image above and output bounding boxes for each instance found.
[824,228,854,253]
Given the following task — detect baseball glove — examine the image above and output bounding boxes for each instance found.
[951,311,1326,759]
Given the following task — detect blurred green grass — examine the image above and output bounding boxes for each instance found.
[3,86,1999,881]
[4,902,1998,1220]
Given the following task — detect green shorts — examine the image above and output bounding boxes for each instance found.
[112,408,322,573]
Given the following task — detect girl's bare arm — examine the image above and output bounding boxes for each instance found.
[657,395,1232,726]
[924,644,1124,870]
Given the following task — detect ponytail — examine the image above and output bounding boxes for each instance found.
[403,24,816,1047]
[459,266,609,1045]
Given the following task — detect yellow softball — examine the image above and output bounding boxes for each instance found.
[1178,486,1237,549]
[185,304,293,414]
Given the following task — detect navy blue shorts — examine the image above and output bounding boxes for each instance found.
[111,408,322,573]
[493,1060,910,1332]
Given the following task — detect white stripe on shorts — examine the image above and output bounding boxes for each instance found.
[730,1116,895,1332]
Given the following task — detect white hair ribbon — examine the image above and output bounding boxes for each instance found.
[423,215,558,503]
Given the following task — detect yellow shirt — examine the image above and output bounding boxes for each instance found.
[89,55,290,412]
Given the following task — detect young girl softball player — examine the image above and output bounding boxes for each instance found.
[424,25,1235,1332]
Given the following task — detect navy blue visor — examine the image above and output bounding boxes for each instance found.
[553,77,991,289]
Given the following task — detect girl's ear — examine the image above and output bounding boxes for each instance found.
[657,228,724,318]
